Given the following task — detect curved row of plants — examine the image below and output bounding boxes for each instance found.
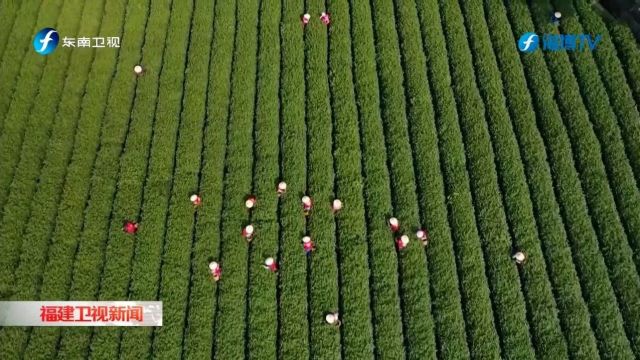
[438,0,537,358]
[22,0,152,356]
[348,0,406,357]
[414,1,502,358]
[571,0,640,269]
[482,0,600,357]
[0,0,46,132]
[369,0,438,358]
[458,0,570,357]
[181,0,236,357]
[53,1,171,357]
[502,0,634,357]
[209,0,260,357]
[244,0,280,358]
[326,0,376,358]
[0,0,66,223]
[0,0,90,301]
[391,0,469,357]
[530,0,640,355]
[277,0,309,358]
[304,0,342,358]
[0,0,116,357]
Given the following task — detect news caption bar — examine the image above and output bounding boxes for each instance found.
[0,301,162,326]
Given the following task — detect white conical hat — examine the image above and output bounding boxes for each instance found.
[209,261,219,270]
[400,235,409,245]
[245,224,254,234]
[245,198,255,208]
[514,252,525,262]
[278,181,287,190]
[416,230,426,238]
[302,236,311,243]
[265,257,274,266]
[190,194,199,202]
[332,199,342,209]
[554,11,562,18]
[321,12,327,16]
[302,196,311,205]
[134,65,143,73]
[303,13,311,20]
[389,217,398,226]
[325,313,336,324]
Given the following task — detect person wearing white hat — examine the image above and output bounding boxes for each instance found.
[325,312,341,327]
[302,235,315,254]
[277,181,287,197]
[302,13,311,25]
[242,224,255,242]
[332,199,342,213]
[513,251,526,265]
[209,261,221,281]
[302,195,313,216]
[388,217,399,232]
[320,12,330,25]
[190,194,202,206]
[263,257,278,272]
[245,195,256,209]
[134,65,144,75]
[416,229,428,246]
[551,11,561,25]
[396,235,409,250]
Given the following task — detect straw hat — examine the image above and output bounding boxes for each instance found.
[302,236,311,243]
[245,225,254,234]
[513,252,526,263]
[209,262,219,270]
[325,313,336,324]
[265,257,274,266]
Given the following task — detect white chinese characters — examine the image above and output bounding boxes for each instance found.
[61,36,120,48]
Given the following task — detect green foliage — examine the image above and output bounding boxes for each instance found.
[503,0,635,358]
[458,0,569,357]
[348,0,405,358]
[414,0,502,358]
[0,1,638,358]
[483,0,600,358]
[326,0,375,358]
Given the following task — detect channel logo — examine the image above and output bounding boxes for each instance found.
[518,32,539,53]
[33,28,59,55]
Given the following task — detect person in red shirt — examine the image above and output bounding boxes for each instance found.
[123,220,138,234]
[263,257,278,272]
[209,261,221,282]
[388,217,399,232]
[320,12,330,25]
[416,229,429,247]
[302,196,313,216]
[302,13,311,25]
[190,194,202,207]
[277,181,287,197]
[302,236,315,255]
[396,235,409,250]
[242,224,255,242]
[245,195,256,209]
